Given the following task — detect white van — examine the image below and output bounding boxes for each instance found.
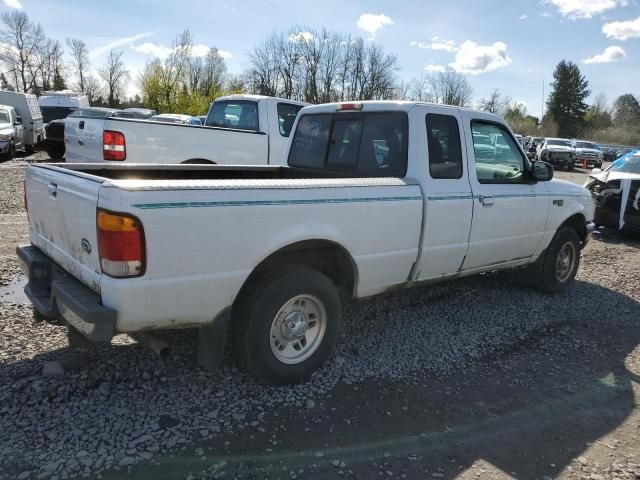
[0,90,45,152]
[39,90,90,124]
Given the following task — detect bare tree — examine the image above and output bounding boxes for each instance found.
[83,74,103,105]
[99,50,128,107]
[245,27,399,103]
[405,75,432,102]
[428,68,473,107]
[479,89,511,115]
[66,38,89,92]
[0,11,45,92]
[200,47,227,96]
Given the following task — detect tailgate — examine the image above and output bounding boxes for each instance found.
[64,115,104,163]
[25,165,103,292]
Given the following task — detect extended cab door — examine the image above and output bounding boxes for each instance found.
[414,107,474,279]
[11,109,24,145]
[461,114,550,271]
[266,100,303,166]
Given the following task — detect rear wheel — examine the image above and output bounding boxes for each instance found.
[46,145,65,161]
[233,268,341,385]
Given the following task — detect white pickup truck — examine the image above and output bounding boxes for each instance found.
[63,95,306,166]
[19,101,595,385]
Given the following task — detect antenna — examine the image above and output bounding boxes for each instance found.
[541,77,545,122]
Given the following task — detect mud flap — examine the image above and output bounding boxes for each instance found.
[198,307,231,373]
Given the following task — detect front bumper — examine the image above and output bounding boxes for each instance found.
[17,245,116,341]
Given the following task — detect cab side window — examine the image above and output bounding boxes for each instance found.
[277,103,302,137]
[426,114,463,179]
[471,122,525,183]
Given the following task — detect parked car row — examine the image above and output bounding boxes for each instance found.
[520,135,607,171]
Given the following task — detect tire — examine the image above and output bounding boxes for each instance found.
[567,164,574,172]
[233,268,341,385]
[46,145,65,161]
[0,140,14,162]
[525,227,581,293]
[24,144,34,154]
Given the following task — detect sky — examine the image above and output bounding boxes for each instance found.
[3,0,640,118]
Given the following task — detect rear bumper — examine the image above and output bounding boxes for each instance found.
[17,245,116,341]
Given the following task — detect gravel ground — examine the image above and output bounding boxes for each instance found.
[0,156,639,480]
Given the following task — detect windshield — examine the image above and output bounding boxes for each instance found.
[575,141,599,150]
[609,152,640,174]
[0,111,9,123]
[547,139,571,147]
[41,106,75,123]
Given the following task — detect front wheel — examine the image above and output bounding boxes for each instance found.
[524,227,581,293]
[24,144,34,154]
[0,141,14,161]
[233,268,341,385]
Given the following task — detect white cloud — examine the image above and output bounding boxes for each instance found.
[546,0,626,19]
[356,13,393,35]
[90,32,153,58]
[540,11,553,17]
[134,42,230,60]
[3,0,21,8]
[190,44,210,58]
[410,38,458,52]
[424,64,446,73]
[288,31,314,43]
[603,16,640,40]
[584,45,626,63]
[133,42,173,59]
[519,14,528,19]
[449,41,512,75]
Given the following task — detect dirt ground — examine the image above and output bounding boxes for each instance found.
[0,155,639,480]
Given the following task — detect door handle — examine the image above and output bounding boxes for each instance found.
[78,140,84,146]
[48,182,57,199]
[79,120,85,129]
[479,195,494,206]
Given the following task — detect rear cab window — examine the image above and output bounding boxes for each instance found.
[206,100,259,131]
[288,112,408,177]
[426,114,463,179]
[277,103,303,137]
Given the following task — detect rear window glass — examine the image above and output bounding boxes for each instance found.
[277,103,302,137]
[68,108,116,119]
[426,114,463,179]
[206,100,259,131]
[41,106,75,123]
[288,112,408,177]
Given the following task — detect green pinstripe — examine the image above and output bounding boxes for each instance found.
[131,193,590,210]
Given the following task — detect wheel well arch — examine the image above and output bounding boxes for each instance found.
[180,158,216,164]
[235,240,358,307]
[559,213,588,243]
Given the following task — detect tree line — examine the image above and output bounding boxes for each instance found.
[0,10,637,145]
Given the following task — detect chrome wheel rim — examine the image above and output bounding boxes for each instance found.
[556,242,576,282]
[270,294,327,364]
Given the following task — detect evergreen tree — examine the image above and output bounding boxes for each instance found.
[546,60,590,138]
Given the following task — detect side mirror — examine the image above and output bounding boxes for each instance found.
[590,168,603,174]
[531,160,553,181]
[15,116,22,125]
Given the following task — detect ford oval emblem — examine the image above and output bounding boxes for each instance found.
[81,238,92,254]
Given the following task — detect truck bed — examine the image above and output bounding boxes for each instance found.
[36,163,399,183]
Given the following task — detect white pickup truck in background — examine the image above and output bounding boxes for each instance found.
[20,101,594,385]
[64,95,306,166]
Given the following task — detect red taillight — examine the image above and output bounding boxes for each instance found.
[97,209,145,277]
[103,130,126,161]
